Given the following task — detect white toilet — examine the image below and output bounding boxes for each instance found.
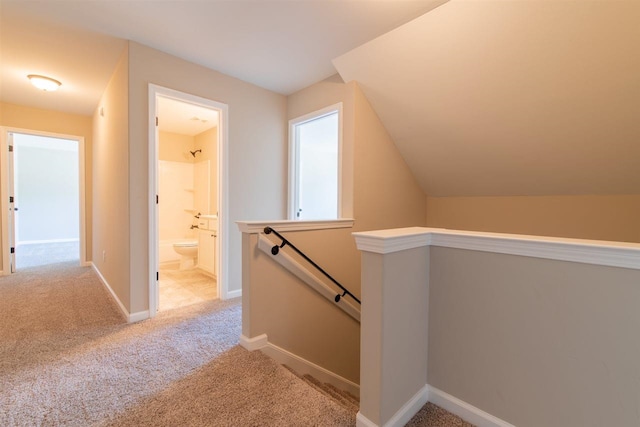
[172,241,198,270]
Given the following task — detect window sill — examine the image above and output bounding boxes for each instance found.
[237,218,355,234]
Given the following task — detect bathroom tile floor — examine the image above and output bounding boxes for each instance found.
[159,264,217,311]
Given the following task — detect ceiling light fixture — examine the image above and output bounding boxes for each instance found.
[28,74,62,91]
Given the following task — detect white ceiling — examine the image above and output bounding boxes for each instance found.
[158,97,219,136]
[334,0,640,196]
[0,6,126,115]
[0,0,446,116]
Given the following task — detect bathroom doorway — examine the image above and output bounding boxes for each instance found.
[148,86,229,316]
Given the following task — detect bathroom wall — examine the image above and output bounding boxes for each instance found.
[159,132,194,264]
[158,131,211,263]
[194,127,217,215]
[159,131,194,163]
[158,161,195,243]
[193,160,210,216]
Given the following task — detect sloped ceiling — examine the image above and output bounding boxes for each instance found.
[334,0,640,197]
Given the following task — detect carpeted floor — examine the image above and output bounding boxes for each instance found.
[0,262,354,426]
[0,262,472,427]
[15,241,80,269]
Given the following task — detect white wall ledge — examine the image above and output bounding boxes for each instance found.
[353,227,640,270]
[237,218,354,234]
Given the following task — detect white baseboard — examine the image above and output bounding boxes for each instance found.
[223,288,242,300]
[91,262,149,324]
[356,412,378,427]
[357,384,513,427]
[356,384,429,427]
[428,386,515,427]
[240,333,359,397]
[81,261,92,267]
[240,334,268,351]
[129,310,150,323]
[386,384,430,427]
[196,266,216,279]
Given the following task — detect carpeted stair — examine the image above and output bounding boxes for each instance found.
[283,365,476,427]
[283,366,360,415]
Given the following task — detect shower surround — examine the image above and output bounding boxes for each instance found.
[158,159,210,264]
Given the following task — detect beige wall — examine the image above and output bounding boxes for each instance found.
[159,131,194,163]
[353,83,427,230]
[128,41,287,313]
[287,74,356,219]
[243,232,361,382]
[284,76,427,292]
[285,76,359,288]
[427,195,640,243]
[92,48,130,310]
[0,102,94,270]
[242,76,428,383]
[194,127,218,214]
[359,247,430,425]
[428,246,640,426]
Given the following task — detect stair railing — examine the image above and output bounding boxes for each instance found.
[264,226,361,305]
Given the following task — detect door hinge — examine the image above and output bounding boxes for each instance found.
[8,145,13,152]
[156,194,159,204]
[156,271,159,281]
[9,196,13,203]
[10,247,14,254]
[156,117,158,126]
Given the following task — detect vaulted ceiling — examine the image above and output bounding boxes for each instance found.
[334,1,640,196]
[2,0,638,197]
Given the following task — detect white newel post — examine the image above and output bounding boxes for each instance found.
[354,227,431,427]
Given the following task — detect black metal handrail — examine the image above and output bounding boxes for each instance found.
[264,226,361,305]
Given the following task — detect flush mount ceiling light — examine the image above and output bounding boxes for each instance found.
[28,74,62,91]
[190,116,209,123]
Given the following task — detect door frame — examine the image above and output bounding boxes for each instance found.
[148,84,230,317]
[0,127,87,274]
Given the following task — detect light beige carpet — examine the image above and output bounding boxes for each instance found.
[0,261,472,427]
[0,262,353,426]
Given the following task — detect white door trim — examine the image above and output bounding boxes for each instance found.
[148,84,230,317]
[0,127,87,274]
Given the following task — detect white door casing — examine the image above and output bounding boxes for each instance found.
[0,127,87,275]
[148,84,230,317]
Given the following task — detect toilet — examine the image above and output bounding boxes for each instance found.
[172,241,198,270]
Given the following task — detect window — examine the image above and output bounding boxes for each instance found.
[289,103,342,220]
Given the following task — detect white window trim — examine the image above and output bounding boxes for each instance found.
[288,102,343,220]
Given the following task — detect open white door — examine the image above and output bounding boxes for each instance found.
[7,133,16,273]
[1,128,86,274]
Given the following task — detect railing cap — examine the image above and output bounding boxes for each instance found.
[353,227,640,270]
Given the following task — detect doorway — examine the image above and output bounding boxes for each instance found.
[0,129,86,274]
[148,85,229,317]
